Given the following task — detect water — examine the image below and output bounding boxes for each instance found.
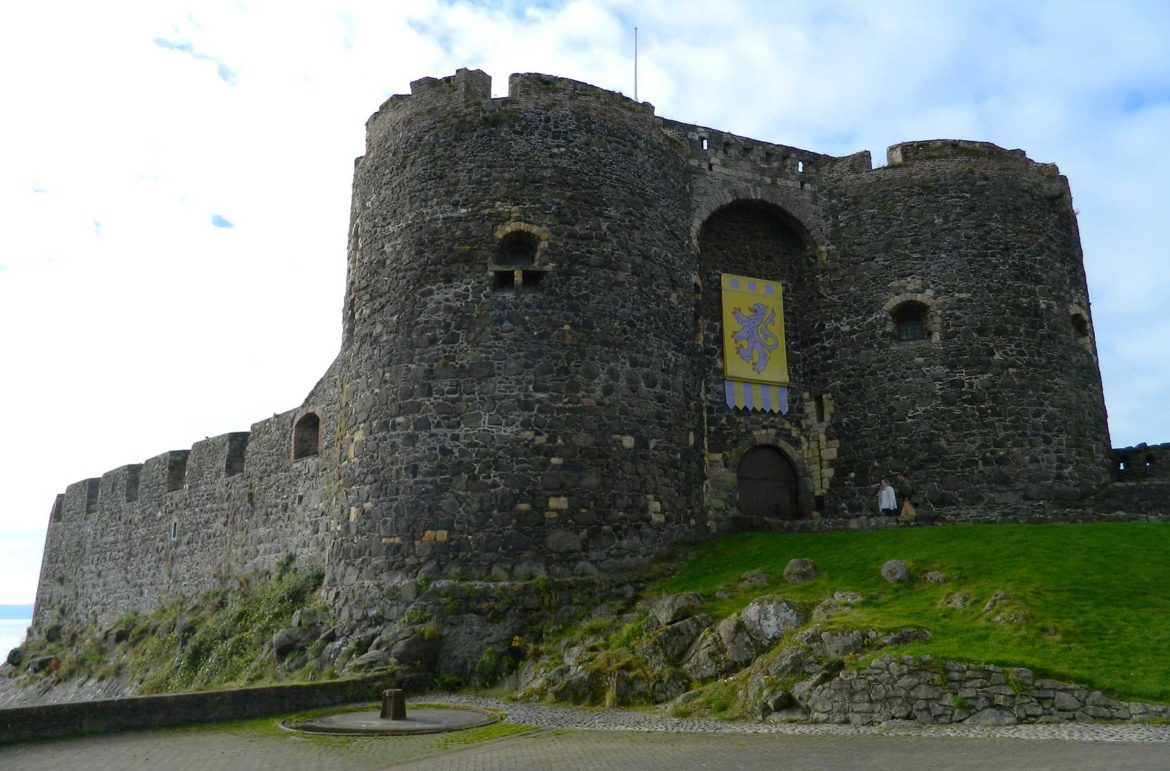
[0,618,31,655]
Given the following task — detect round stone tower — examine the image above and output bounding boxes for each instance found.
[329,69,706,603]
[817,140,1112,510]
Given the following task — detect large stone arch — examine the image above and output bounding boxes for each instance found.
[725,434,816,528]
[690,185,827,254]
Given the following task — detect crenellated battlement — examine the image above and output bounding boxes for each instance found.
[888,139,1043,169]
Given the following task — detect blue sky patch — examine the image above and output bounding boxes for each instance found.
[211,214,234,229]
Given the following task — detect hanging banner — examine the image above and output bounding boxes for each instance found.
[721,273,789,413]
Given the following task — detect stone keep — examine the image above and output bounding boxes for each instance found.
[34,69,1111,631]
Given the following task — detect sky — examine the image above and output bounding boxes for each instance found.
[1,1,1168,606]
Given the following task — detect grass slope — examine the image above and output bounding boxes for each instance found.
[652,522,1170,704]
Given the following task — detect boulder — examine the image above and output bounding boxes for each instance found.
[942,592,971,609]
[783,558,818,584]
[815,630,866,659]
[740,597,805,647]
[639,614,713,667]
[272,627,309,659]
[646,593,703,626]
[881,560,910,583]
[28,655,58,674]
[738,569,769,588]
[716,616,757,666]
[292,608,324,630]
[681,630,730,681]
[348,648,393,671]
[6,647,22,667]
[391,631,441,669]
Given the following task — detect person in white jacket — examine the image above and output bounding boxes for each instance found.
[877,479,897,517]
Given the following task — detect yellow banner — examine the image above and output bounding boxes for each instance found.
[721,273,788,386]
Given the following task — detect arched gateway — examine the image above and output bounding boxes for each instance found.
[736,445,800,526]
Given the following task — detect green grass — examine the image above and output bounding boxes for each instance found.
[651,523,1170,704]
[13,562,333,694]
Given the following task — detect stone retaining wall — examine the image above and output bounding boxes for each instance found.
[0,675,393,745]
[799,656,1170,725]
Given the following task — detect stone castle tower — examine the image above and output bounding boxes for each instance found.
[34,69,1111,638]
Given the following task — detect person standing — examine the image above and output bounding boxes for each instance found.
[878,479,897,517]
[896,472,916,520]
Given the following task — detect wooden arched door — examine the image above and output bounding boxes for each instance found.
[736,446,799,527]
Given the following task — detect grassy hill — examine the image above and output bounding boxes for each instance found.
[651,522,1170,704]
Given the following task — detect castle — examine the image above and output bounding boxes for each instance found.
[34,69,1123,641]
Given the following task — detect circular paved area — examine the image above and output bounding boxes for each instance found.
[284,707,496,735]
[1,694,1169,770]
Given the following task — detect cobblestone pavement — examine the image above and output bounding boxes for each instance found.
[2,695,1170,770]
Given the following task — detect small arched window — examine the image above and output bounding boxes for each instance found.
[891,301,929,342]
[498,231,539,266]
[491,223,550,290]
[292,413,321,460]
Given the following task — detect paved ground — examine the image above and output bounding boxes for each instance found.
[3,695,1170,770]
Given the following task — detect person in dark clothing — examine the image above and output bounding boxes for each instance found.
[896,473,916,516]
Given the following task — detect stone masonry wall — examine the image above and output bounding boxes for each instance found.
[800,655,1169,725]
[33,366,343,631]
[327,69,707,623]
[814,141,1112,514]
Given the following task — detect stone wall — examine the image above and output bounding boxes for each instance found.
[1114,442,1170,481]
[33,365,343,631]
[798,655,1169,725]
[0,674,392,745]
[329,69,707,617]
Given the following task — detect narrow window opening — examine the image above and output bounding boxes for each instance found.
[797,160,805,173]
[815,395,826,423]
[494,270,515,290]
[700,137,709,151]
[170,520,178,540]
[521,270,544,289]
[50,494,64,523]
[764,150,773,163]
[1144,454,1155,468]
[707,163,714,171]
[814,495,825,512]
[1118,456,1129,472]
[225,432,249,476]
[293,413,321,460]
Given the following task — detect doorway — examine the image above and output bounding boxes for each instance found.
[736,446,799,527]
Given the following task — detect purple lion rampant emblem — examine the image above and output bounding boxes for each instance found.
[733,302,780,374]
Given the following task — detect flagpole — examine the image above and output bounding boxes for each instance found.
[634,27,638,102]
